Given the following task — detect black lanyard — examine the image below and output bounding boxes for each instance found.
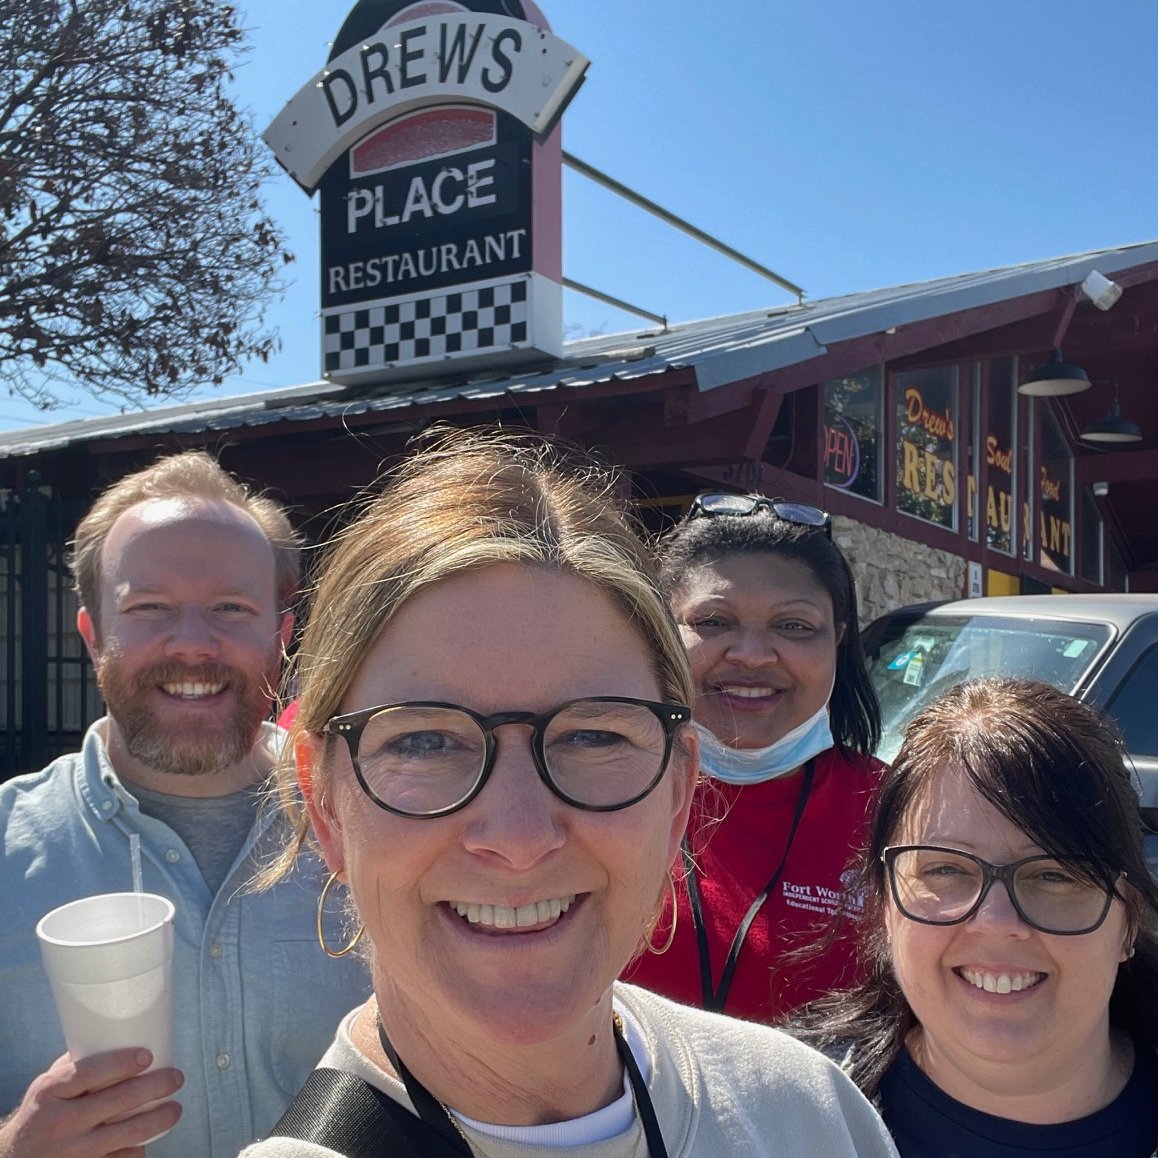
[377,1014,669,1157]
[682,758,816,1014]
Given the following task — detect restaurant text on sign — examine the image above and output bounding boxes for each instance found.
[264,12,588,193]
[320,22,527,129]
[344,159,500,234]
[327,229,527,295]
[904,387,955,442]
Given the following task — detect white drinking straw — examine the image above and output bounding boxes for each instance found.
[130,833,144,918]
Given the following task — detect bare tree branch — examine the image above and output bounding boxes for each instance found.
[0,0,292,408]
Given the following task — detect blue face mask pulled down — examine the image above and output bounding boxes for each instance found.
[692,703,834,785]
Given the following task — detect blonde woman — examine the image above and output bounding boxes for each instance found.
[243,430,896,1158]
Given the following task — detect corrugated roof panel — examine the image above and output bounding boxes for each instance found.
[2,241,1156,460]
[694,326,827,392]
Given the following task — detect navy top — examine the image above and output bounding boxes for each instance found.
[879,1043,1158,1157]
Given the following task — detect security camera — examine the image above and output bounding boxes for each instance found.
[1080,271,1123,312]
[1092,481,1110,498]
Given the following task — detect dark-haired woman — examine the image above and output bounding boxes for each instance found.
[626,493,884,1022]
[800,677,1158,1157]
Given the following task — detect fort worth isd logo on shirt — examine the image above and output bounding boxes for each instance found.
[781,868,866,919]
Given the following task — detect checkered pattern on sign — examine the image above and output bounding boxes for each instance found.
[323,281,529,371]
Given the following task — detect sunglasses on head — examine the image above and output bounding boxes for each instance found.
[686,493,832,539]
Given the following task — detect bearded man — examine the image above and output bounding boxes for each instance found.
[0,453,369,1158]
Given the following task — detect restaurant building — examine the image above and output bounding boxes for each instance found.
[4,1,1157,775]
[2,239,1157,776]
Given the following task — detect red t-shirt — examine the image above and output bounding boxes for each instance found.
[624,746,883,1023]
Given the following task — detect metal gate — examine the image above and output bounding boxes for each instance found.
[1,477,102,782]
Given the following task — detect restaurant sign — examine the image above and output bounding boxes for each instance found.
[824,370,881,502]
[895,368,958,531]
[965,357,1016,554]
[1038,404,1073,573]
[264,0,588,385]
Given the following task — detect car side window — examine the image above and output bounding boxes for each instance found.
[1106,646,1158,758]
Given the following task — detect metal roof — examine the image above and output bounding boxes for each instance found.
[3,240,1156,460]
[874,593,1158,631]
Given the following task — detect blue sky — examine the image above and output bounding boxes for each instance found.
[5,0,1157,430]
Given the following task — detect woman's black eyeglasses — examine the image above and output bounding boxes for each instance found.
[883,845,1122,936]
[686,493,832,539]
[324,697,690,818]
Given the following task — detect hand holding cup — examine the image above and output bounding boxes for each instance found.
[0,1049,183,1158]
[27,892,180,1148]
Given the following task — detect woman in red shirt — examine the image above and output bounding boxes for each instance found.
[626,493,884,1022]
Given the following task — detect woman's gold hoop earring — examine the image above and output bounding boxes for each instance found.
[645,872,679,956]
[317,871,366,959]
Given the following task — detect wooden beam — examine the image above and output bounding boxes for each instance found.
[1075,448,1158,486]
[583,404,761,469]
[214,436,402,504]
[688,462,824,505]
[1108,259,1158,289]
[742,389,784,462]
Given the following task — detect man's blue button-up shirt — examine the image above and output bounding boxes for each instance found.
[0,720,371,1158]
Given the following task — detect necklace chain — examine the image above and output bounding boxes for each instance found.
[440,1105,487,1157]
[436,1014,644,1158]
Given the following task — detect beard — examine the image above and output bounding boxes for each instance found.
[97,653,278,778]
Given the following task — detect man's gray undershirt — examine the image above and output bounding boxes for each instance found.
[133,783,262,895]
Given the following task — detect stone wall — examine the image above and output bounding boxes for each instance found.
[833,514,966,626]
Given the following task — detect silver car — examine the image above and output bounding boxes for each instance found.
[863,594,1158,877]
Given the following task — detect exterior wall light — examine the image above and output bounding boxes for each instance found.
[1080,270,1124,312]
[1081,384,1143,444]
[1019,348,1092,396]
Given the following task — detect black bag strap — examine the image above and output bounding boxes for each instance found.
[268,1066,469,1158]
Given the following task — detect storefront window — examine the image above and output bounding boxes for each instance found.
[896,366,958,530]
[985,357,1016,555]
[1022,399,1035,562]
[1038,403,1073,575]
[824,369,881,502]
[967,364,980,542]
[1106,537,1127,592]
[1079,486,1103,585]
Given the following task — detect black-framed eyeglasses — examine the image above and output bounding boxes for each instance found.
[686,493,832,539]
[883,845,1122,936]
[324,697,691,818]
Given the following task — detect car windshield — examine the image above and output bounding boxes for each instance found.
[865,613,1113,763]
